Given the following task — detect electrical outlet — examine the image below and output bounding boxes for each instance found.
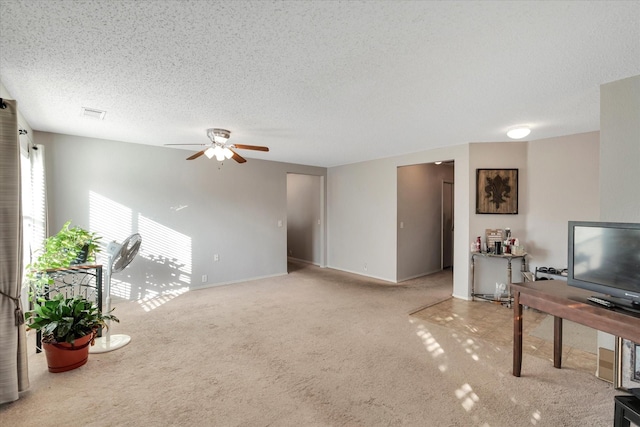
[278,220,283,227]
[364,263,368,271]
[400,221,404,229]
[214,254,219,262]
[201,274,207,283]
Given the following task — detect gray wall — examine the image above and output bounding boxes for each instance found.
[397,163,454,281]
[468,142,528,294]
[287,173,322,265]
[37,131,326,301]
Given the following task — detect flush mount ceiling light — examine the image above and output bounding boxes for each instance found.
[435,161,443,165]
[506,126,531,140]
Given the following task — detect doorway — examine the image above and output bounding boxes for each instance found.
[286,173,325,269]
[396,162,454,281]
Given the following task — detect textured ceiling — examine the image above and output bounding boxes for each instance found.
[1,0,639,167]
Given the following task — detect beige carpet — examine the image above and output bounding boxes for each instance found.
[0,262,621,426]
[529,315,598,354]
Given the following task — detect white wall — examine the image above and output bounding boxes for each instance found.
[327,158,398,281]
[597,75,640,350]
[468,142,528,294]
[600,75,640,222]
[287,173,322,265]
[397,163,454,281]
[525,132,600,272]
[328,134,603,300]
[327,144,471,298]
[37,131,326,300]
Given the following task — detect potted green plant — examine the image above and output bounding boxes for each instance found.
[25,294,119,372]
[26,221,102,293]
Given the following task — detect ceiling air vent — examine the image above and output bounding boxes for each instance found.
[81,107,106,120]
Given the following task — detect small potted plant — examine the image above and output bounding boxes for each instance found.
[26,221,102,293]
[25,294,119,372]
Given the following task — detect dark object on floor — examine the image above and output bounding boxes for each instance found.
[614,395,640,427]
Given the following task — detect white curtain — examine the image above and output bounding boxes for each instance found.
[0,98,30,404]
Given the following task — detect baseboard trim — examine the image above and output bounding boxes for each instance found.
[397,269,443,283]
[193,272,288,290]
[452,292,472,301]
[287,256,320,266]
[326,265,396,283]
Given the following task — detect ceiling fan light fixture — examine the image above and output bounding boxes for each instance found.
[506,126,531,140]
[207,128,231,144]
[175,127,269,163]
[211,145,224,161]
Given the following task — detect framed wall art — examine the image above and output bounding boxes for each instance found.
[615,337,640,391]
[476,169,518,214]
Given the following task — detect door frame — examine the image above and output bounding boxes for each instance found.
[441,180,454,269]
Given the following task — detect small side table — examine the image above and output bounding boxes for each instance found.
[614,395,640,427]
[470,252,527,307]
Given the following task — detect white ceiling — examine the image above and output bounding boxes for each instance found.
[1,1,639,167]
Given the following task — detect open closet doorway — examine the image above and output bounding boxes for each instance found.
[286,173,325,271]
[397,161,454,282]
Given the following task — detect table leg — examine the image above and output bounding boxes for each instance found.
[554,316,563,369]
[470,255,475,301]
[506,259,513,307]
[513,290,523,377]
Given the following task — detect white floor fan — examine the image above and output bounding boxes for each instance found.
[90,233,142,353]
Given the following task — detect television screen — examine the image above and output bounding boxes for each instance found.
[568,221,640,305]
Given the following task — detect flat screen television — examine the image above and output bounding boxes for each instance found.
[568,221,640,308]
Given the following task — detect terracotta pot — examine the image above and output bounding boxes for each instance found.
[42,333,94,373]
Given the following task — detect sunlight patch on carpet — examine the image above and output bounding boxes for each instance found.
[411,319,448,372]
[137,286,189,312]
[455,383,479,411]
[531,409,542,425]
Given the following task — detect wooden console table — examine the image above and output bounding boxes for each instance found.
[511,280,640,377]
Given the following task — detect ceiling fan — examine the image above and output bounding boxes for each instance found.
[165,128,269,163]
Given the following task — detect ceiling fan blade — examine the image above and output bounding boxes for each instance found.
[233,144,269,152]
[187,150,205,160]
[229,149,247,163]
[164,143,208,146]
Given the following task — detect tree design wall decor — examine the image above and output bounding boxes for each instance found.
[476,169,518,214]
